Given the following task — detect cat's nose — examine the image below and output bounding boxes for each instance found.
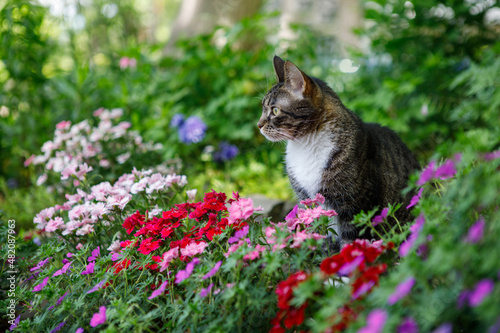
[257,121,264,129]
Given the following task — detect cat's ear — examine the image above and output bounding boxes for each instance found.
[273,55,286,83]
[284,61,313,96]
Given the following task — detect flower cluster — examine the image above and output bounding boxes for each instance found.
[26,108,163,187]
[170,114,207,144]
[213,142,239,162]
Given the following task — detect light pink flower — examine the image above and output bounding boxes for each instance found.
[290,230,326,248]
[76,224,94,236]
[75,163,93,180]
[61,164,78,180]
[186,189,197,201]
[159,247,179,272]
[45,217,65,233]
[36,173,48,186]
[181,242,208,257]
[243,244,266,261]
[24,154,36,167]
[56,120,71,130]
[228,198,258,224]
[300,193,326,207]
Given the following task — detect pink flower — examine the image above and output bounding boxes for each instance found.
[468,279,494,307]
[81,262,95,275]
[243,244,266,261]
[352,281,376,300]
[53,261,72,277]
[290,230,326,248]
[224,239,247,258]
[407,187,424,209]
[76,243,84,250]
[45,217,65,233]
[76,328,84,333]
[285,205,299,222]
[372,208,389,225]
[33,277,49,292]
[484,150,500,161]
[417,161,436,186]
[338,255,365,276]
[159,247,179,272]
[265,226,277,245]
[435,159,456,180]
[90,306,107,327]
[464,217,485,244]
[75,163,93,180]
[87,278,107,294]
[400,214,425,257]
[148,281,168,300]
[228,198,259,224]
[56,120,71,130]
[202,261,222,280]
[300,193,326,207]
[358,309,387,333]
[199,283,214,298]
[61,164,78,180]
[111,252,123,262]
[175,258,200,284]
[24,154,35,167]
[388,277,416,305]
[88,246,100,262]
[180,241,207,257]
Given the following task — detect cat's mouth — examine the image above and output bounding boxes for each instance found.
[260,127,293,142]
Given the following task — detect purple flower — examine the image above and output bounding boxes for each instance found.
[285,205,299,222]
[352,281,375,300]
[213,142,239,162]
[388,277,416,305]
[457,290,470,308]
[435,159,456,180]
[67,252,73,258]
[178,116,207,144]
[417,161,436,186]
[170,114,185,128]
[87,278,107,294]
[202,261,222,280]
[199,283,214,298]
[407,187,424,209]
[148,280,168,300]
[484,150,500,161]
[397,317,419,333]
[50,320,66,333]
[400,214,425,257]
[175,258,200,284]
[81,262,95,275]
[76,328,84,333]
[228,226,249,244]
[111,252,123,261]
[372,208,389,225]
[88,246,100,262]
[357,309,387,333]
[9,315,20,330]
[488,316,500,333]
[30,257,52,272]
[33,277,49,292]
[432,323,452,333]
[53,261,72,277]
[469,279,494,307]
[90,306,107,327]
[464,217,485,244]
[56,292,69,306]
[338,255,364,276]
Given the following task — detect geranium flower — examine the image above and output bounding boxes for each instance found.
[33,277,49,292]
[397,317,418,333]
[53,261,72,277]
[399,214,425,257]
[9,315,20,330]
[148,281,169,300]
[45,217,65,232]
[90,306,107,327]
[406,187,424,209]
[388,277,416,305]
[435,159,456,180]
[199,283,214,298]
[49,321,66,333]
[87,278,107,294]
[243,244,266,261]
[358,309,387,333]
[88,246,100,262]
[417,161,436,186]
[202,261,222,280]
[228,225,249,244]
[372,208,389,225]
[463,217,485,244]
[30,257,52,272]
[175,258,201,284]
[137,237,161,255]
[468,279,495,307]
[81,262,95,275]
[75,328,84,333]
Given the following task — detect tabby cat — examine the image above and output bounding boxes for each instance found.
[259,56,420,250]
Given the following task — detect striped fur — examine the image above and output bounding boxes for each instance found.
[259,56,420,250]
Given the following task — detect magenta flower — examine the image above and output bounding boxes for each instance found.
[49,320,66,333]
[464,217,485,244]
[53,261,72,277]
[469,279,495,307]
[352,281,376,300]
[484,150,500,161]
[228,226,250,244]
[228,198,258,224]
[199,283,214,298]
[417,161,436,186]
[372,208,389,225]
[30,257,52,272]
[81,262,95,275]
[88,246,100,262]
[90,306,107,327]
[397,317,418,333]
[87,278,107,294]
[76,328,84,333]
[400,214,425,257]
[407,187,424,209]
[148,280,169,300]
[435,159,456,180]
[9,315,20,330]
[388,277,416,305]
[203,261,222,280]
[357,309,387,333]
[338,256,365,276]
[175,258,200,284]
[111,252,123,262]
[300,193,326,207]
[285,205,299,222]
[33,277,49,292]
[432,323,452,333]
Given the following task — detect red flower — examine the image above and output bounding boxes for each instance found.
[137,237,161,255]
[112,259,131,274]
[351,263,387,299]
[283,303,307,329]
[276,271,309,310]
[122,211,145,234]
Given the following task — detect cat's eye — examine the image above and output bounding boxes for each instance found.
[272,107,280,116]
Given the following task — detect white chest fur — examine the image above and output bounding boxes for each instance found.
[286,131,334,198]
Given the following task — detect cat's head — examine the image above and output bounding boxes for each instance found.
[258,56,324,142]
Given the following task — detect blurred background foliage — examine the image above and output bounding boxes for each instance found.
[0,0,499,230]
